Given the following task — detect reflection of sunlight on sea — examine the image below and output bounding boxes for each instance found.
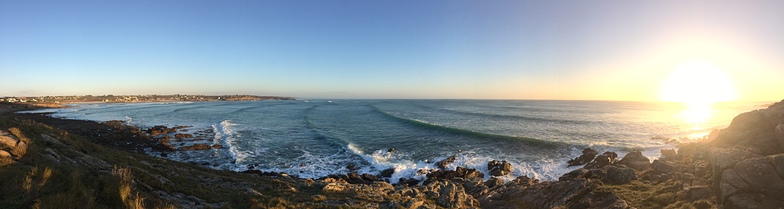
[679,103,713,130]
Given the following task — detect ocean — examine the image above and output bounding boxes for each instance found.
[30,100,766,183]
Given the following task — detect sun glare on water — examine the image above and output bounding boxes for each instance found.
[661,61,737,129]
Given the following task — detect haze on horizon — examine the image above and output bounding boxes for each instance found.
[1,0,782,102]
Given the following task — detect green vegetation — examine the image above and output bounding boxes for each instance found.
[596,180,714,209]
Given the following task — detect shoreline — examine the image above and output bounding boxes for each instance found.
[2,100,783,208]
[0,94,297,108]
[15,100,685,183]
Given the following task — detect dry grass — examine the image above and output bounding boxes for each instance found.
[114,166,146,209]
[595,180,716,209]
[0,112,360,209]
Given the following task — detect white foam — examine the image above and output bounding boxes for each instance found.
[213,120,251,163]
[341,144,583,184]
[345,144,438,183]
[124,116,133,125]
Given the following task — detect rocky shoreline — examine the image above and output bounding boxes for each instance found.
[2,100,784,208]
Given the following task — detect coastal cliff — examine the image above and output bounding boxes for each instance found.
[2,100,784,209]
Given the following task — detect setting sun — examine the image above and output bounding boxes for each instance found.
[661,60,738,129]
[661,61,737,106]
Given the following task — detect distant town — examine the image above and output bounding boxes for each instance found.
[0,94,295,104]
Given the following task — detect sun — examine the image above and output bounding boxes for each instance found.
[661,60,737,106]
[661,60,737,129]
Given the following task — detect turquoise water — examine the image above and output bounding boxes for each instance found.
[34,100,766,182]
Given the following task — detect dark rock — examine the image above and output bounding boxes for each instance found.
[346,163,357,171]
[178,143,211,151]
[157,138,172,147]
[651,160,676,173]
[436,154,457,169]
[147,125,176,137]
[323,172,381,184]
[478,176,539,208]
[345,172,365,184]
[602,151,619,162]
[712,110,782,155]
[174,133,194,140]
[563,165,635,185]
[568,148,598,166]
[518,178,601,208]
[585,152,617,169]
[380,168,395,178]
[617,150,650,170]
[722,110,774,136]
[559,168,589,181]
[397,178,420,187]
[710,148,761,181]
[776,124,784,148]
[485,177,504,188]
[726,154,784,203]
[361,173,379,182]
[661,149,678,160]
[725,193,784,209]
[603,165,636,185]
[436,182,474,208]
[426,166,484,182]
[509,175,539,187]
[685,186,712,201]
[463,179,490,197]
[488,160,513,176]
[242,170,279,176]
[571,191,631,209]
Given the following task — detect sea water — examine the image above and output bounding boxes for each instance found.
[32,100,767,183]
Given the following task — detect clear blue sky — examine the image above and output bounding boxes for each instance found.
[2,0,783,100]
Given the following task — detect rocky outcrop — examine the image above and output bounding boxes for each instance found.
[147,125,178,137]
[309,100,784,208]
[178,143,219,151]
[0,131,18,148]
[584,151,618,169]
[478,176,539,208]
[174,133,194,140]
[616,150,650,170]
[435,181,479,208]
[568,148,598,166]
[558,165,636,185]
[485,177,504,188]
[487,160,513,176]
[660,149,677,160]
[425,166,484,183]
[707,99,784,208]
[718,154,784,208]
[380,168,395,178]
[0,128,29,164]
[436,154,457,169]
[322,172,383,185]
[479,176,630,209]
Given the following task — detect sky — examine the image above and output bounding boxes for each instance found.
[1,0,782,101]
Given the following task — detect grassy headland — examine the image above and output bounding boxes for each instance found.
[0,103,342,208]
